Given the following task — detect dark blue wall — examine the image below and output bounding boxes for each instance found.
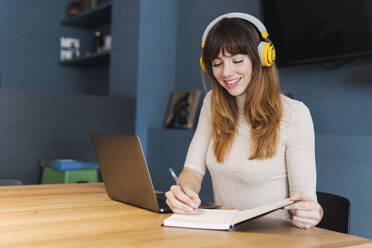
[147,129,214,202]
[0,88,135,184]
[135,0,178,155]
[109,0,178,154]
[109,0,139,98]
[0,0,108,95]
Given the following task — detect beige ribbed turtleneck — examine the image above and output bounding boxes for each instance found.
[184,90,317,210]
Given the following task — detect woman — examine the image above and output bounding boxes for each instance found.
[165,13,323,229]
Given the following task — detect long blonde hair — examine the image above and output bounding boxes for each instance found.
[202,18,283,162]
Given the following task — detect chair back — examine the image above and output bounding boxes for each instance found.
[317,191,350,234]
[0,179,23,186]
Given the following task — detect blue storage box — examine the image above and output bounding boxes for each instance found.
[41,160,99,170]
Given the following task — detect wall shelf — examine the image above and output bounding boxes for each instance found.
[60,50,110,66]
[61,2,112,28]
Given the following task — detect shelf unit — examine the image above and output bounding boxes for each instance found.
[60,1,112,67]
[61,2,112,28]
[59,50,110,66]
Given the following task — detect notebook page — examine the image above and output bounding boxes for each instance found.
[163,209,239,230]
[232,198,293,225]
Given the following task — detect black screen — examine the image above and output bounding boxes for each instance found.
[262,0,372,66]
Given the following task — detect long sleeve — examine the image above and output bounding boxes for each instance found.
[183,91,212,175]
[285,102,317,201]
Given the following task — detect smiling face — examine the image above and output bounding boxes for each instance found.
[211,50,253,97]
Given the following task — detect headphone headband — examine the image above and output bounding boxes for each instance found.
[201,12,269,47]
[200,12,275,68]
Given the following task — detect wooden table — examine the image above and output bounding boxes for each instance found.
[0,183,370,248]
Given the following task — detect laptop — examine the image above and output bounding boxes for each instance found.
[90,133,219,213]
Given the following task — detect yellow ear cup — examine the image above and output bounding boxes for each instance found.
[200,55,206,72]
[258,42,275,67]
[200,41,206,72]
[270,45,276,64]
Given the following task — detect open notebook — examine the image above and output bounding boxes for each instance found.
[162,198,294,231]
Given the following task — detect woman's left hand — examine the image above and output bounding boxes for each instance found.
[285,192,323,229]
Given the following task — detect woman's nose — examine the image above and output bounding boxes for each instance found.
[223,62,233,77]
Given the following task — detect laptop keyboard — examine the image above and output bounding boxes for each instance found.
[155,192,220,211]
[156,192,169,209]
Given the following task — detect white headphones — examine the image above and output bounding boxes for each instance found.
[200,12,276,70]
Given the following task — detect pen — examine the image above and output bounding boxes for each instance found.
[169,168,190,197]
[169,168,198,211]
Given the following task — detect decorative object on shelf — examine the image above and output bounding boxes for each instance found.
[91,0,98,8]
[60,37,80,61]
[61,1,112,28]
[80,0,87,12]
[94,31,104,52]
[165,90,201,129]
[67,1,81,16]
[104,35,112,50]
[91,0,111,8]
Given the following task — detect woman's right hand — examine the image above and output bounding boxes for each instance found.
[165,185,201,214]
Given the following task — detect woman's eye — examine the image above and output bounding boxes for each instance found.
[212,62,223,67]
[233,60,243,64]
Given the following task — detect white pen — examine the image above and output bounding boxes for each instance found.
[169,168,191,197]
[169,168,198,211]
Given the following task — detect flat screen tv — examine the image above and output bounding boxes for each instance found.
[262,0,372,66]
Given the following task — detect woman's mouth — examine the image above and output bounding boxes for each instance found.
[224,77,241,89]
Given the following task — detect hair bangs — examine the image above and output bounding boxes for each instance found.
[204,18,258,64]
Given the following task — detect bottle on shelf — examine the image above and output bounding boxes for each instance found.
[94,31,104,52]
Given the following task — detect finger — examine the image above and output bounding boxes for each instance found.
[286,206,322,219]
[184,189,201,208]
[166,199,190,214]
[291,215,318,227]
[166,199,191,214]
[291,219,305,228]
[165,199,177,214]
[170,186,199,211]
[289,209,322,221]
[194,197,201,208]
[171,199,196,214]
[287,202,322,220]
[183,189,201,209]
[291,219,313,229]
[184,188,199,200]
[165,190,190,212]
[165,191,179,213]
[170,185,195,207]
[165,194,196,214]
